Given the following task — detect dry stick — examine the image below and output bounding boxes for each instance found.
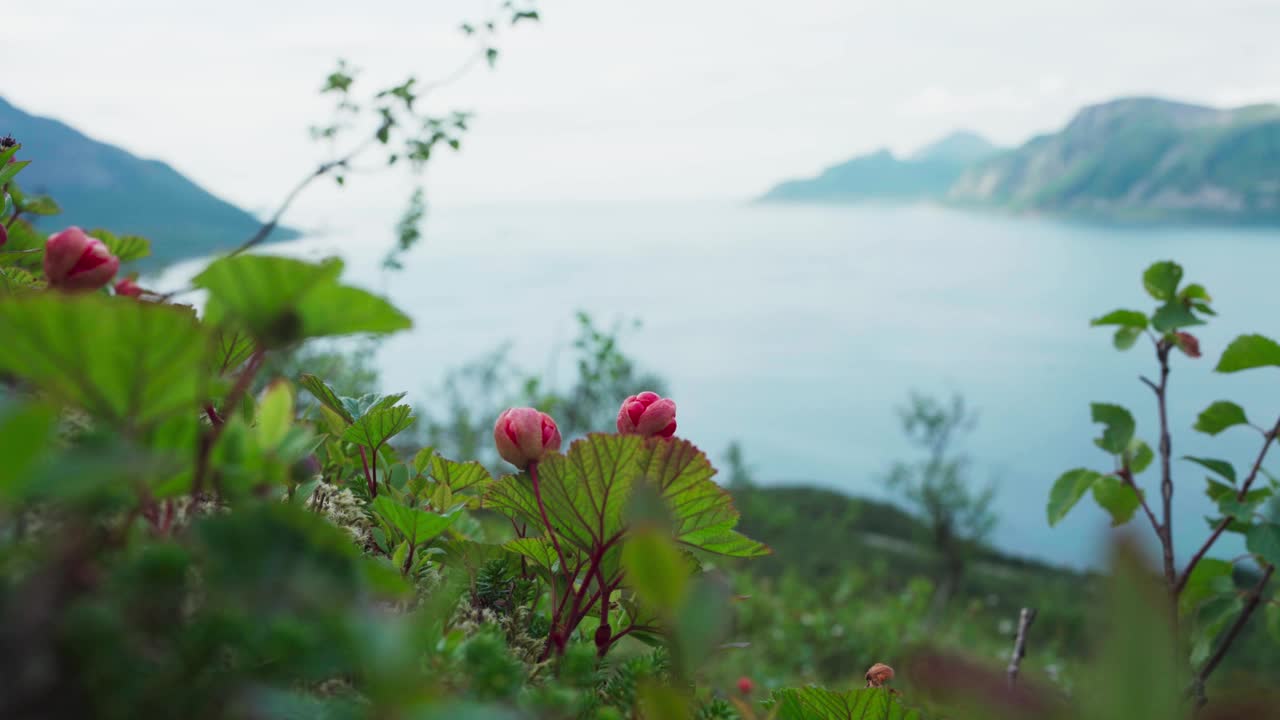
[1177,415,1280,594]
[1006,607,1037,688]
[1191,563,1276,703]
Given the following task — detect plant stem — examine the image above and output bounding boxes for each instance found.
[194,347,266,496]
[1178,415,1280,594]
[358,446,376,498]
[1191,563,1275,703]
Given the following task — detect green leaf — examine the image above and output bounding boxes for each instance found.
[341,404,415,450]
[1183,456,1236,484]
[1113,326,1143,350]
[1092,476,1141,527]
[1179,283,1212,304]
[299,373,355,424]
[1126,438,1154,474]
[210,329,255,374]
[295,284,412,339]
[1092,403,1135,454]
[196,255,342,340]
[504,537,562,571]
[1143,261,1182,301]
[1190,595,1242,667]
[1215,334,1280,373]
[423,452,492,494]
[768,687,922,720]
[0,159,30,186]
[94,230,151,263]
[256,380,294,448]
[370,496,457,545]
[0,295,209,428]
[21,195,60,216]
[1091,309,1148,329]
[1194,401,1250,436]
[1246,523,1280,566]
[1048,468,1102,526]
[1151,302,1204,332]
[0,267,42,294]
[0,403,59,500]
[485,435,769,560]
[1179,558,1234,616]
[622,528,692,612]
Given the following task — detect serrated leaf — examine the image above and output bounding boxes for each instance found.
[370,496,456,545]
[1091,309,1148,329]
[1092,403,1135,454]
[1246,523,1280,566]
[94,231,151,263]
[295,283,412,338]
[210,329,255,374]
[196,255,343,338]
[425,452,492,494]
[768,687,922,720]
[299,373,354,424]
[0,267,42,294]
[342,404,415,450]
[1194,401,1250,436]
[1151,301,1204,332]
[505,537,561,571]
[1184,456,1236,484]
[1142,261,1182,301]
[1092,476,1141,527]
[1048,468,1102,526]
[1215,334,1280,373]
[0,294,209,428]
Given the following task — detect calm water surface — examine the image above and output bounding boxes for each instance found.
[153,202,1280,568]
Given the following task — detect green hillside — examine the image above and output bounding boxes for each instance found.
[0,96,298,265]
[948,97,1280,223]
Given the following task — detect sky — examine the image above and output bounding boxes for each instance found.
[6,0,1280,220]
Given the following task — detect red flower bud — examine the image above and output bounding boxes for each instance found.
[494,407,562,469]
[44,227,119,292]
[736,677,755,695]
[113,276,144,298]
[865,662,895,688]
[616,391,677,438]
[1174,332,1201,358]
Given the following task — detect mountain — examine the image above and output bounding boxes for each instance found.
[949,97,1280,222]
[757,131,999,203]
[0,96,297,266]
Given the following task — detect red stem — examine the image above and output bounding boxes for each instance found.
[194,347,265,495]
[358,446,376,498]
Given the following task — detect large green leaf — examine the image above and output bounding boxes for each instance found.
[210,329,255,374]
[1092,403,1135,454]
[194,255,410,344]
[341,404,415,450]
[1215,334,1280,373]
[0,403,59,500]
[484,434,769,559]
[0,294,209,428]
[1194,401,1250,436]
[1151,302,1203,332]
[768,687,921,720]
[1048,468,1102,526]
[1142,261,1182,301]
[370,496,457,544]
[421,452,493,494]
[1179,558,1235,616]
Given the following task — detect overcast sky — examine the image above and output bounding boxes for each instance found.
[6,0,1280,220]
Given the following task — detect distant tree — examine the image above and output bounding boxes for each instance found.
[886,392,996,605]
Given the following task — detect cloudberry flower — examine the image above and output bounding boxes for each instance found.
[114,276,144,298]
[616,391,676,438]
[44,226,119,291]
[736,677,755,695]
[494,407,562,468]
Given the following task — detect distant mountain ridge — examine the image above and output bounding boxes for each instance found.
[0,96,297,265]
[759,130,999,203]
[760,96,1280,224]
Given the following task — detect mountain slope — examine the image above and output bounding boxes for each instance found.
[948,97,1280,222]
[0,96,297,265]
[757,131,998,203]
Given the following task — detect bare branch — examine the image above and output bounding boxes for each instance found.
[1006,607,1037,688]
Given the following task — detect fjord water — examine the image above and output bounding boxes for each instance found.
[156,202,1280,567]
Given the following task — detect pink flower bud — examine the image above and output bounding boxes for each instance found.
[114,276,144,298]
[1175,332,1201,358]
[44,227,119,292]
[736,677,755,695]
[494,407,562,468]
[616,391,677,438]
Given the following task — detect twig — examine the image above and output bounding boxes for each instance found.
[1006,607,1037,688]
[1190,563,1275,704]
[1177,415,1280,594]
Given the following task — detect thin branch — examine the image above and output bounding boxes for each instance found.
[1149,344,1177,594]
[193,347,266,495]
[1006,607,1037,688]
[1177,415,1280,594]
[1191,563,1275,703]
